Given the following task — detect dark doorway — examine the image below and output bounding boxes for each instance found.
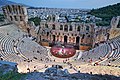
[82,34,85,39]
[27,28,30,33]
[76,36,80,44]
[64,36,67,43]
[117,21,120,28]
[40,36,41,41]
[53,35,55,41]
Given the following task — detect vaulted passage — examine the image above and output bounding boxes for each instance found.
[64,35,67,43]
[53,35,56,41]
[117,21,120,28]
[76,36,80,44]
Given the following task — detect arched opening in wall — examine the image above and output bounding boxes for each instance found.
[12,5,15,13]
[81,34,85,43]
[21,8,24,14]
[20,16,23,21]
[8,5,12,13]
[14,16,18,21]
[60,25,63,30]
[27,28,30,33]
[40,36,41,41]
[76,36,80,44]
[60,36,62,42]
[64,25,68,32]
[10,16,13,21]
[77,26,80,31]
[86,26,89,31]
[57,35,59,41]
[106,33,110,40]
[117,21,120,28]
[87,35,90,38]
[64,35,67,43]
[52,24,55,30]
[45,24,48,28]
[69,25,73,31]
[53,35,56,42]
[18,5,21,14]
[47,32,49,36]
[82,34,85,39]
[52,15,55,22]
[15,5,18,14]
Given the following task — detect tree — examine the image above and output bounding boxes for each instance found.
[28,17,41,26]
[88,3,120,26]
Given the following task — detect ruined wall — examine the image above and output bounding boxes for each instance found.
[109,16,120,39]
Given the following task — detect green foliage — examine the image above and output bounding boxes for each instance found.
[28,17,41,26]
[96,21,109,26]
[88,3,120,26]
[0,71,26,80]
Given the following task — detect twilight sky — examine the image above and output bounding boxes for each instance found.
[9,0,120,9]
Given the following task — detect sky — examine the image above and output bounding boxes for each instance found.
[9,0,120,9]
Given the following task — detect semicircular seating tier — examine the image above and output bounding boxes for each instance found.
[0,33,25,63]
[0,24,51,63]
[16,37,51,63]
[78,36,120,66]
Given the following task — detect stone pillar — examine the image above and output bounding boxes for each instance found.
[74,36,76,44]
[49,35,51,41]
[55,35,57,41]
[79,37,81,45]
[60,36,63,43]
[69,36,72,43]
[63,25,65,31]
[51,35,53,41]
[72,37,75,43]
[67,36,69,43]
[57,35,59,41]
[58,35,61,42]
[68,25,69,32]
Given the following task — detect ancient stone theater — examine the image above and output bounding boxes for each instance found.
[39,21,96,50]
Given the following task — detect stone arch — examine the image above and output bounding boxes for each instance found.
[14,16,18,21]
[20,16,23,21]
[76,36,80,44]
[69,25,73,31]
[45,23,48,28]
[82,34,85,39]
[7,5,12,13]
[64,25,68,32]
[64,35,68,43]
[60,36,63,42]
[117,20,120,28]
[12,5,16,13]
[18,5,21,14]
[69,37,71,43]
[52,15,56,22]
[53,35,56,41]
[86,25,89,31]
[77,26,80,31]
[52,24,55,30]
[40,36,41,41]
[60,25,63,30]
[21,7,24,14]
[47,32,49,36]
[10,16,13,21]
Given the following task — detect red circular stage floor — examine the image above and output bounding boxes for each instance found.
[50,45,76,58]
